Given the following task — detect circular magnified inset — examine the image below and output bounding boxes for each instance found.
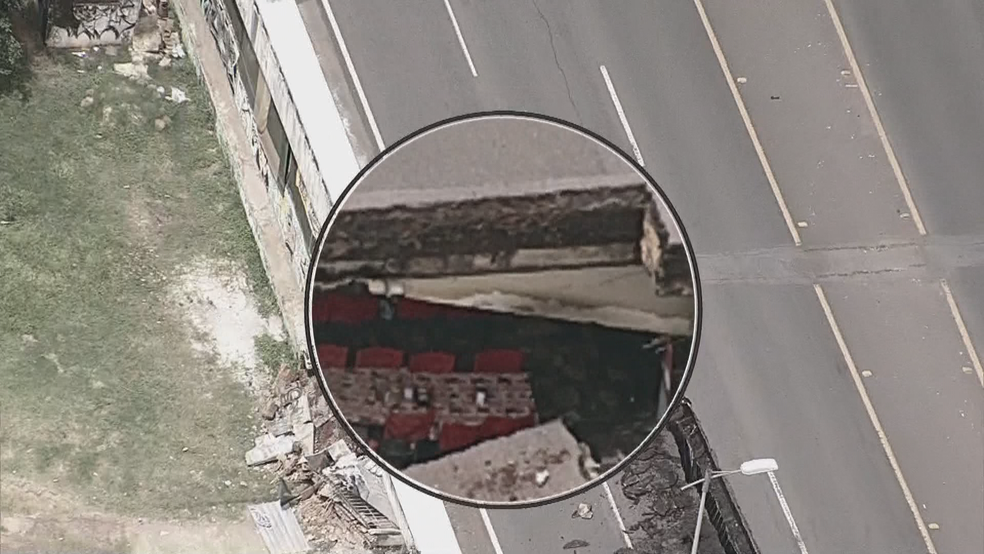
[305,112,701,508]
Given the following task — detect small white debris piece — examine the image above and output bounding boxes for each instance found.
[167,87,188,104]
[71,51,87,58]
[928,523,940,530]
[797,221,809,228]
[171,43,186,59]
[293,422,315,457]
[245,434,295,467]
[963,366,974,374]
[156,85,166,95]
[900,212,911,219]
[736,76,747,84]
[861,370,873,378]
[534,469,550,487]
[327,438,354,462]
[573,502,593,520]
[224,480,232,487]
[159,57,171,68]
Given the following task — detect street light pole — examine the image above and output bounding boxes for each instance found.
[690,468,713,554]
[683,458,778,554]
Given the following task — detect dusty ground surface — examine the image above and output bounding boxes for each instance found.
[0,18,295,552]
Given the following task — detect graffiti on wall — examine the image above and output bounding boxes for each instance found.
[200,0,312,287]
[47,0,141,48]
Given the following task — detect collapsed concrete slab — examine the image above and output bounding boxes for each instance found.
[403,419,587,503]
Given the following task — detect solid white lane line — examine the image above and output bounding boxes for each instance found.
[689,0,802,246]
[443,0,479,77]
[320,0,386,152]
[822,0,927,236]
[940,279,984,388]
[479,509,505,554]
[603,482,634,549]
[813,284,939,554]
[766,471,810,554]
[600,65,645,167]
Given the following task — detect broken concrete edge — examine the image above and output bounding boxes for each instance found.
[403,419,588,504]
[668,400,762,554]
[171,0,306,355]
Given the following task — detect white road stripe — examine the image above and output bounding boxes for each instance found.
[603,482,634,549]
[479,508,506,554]
[443,0,479,77]
[940,278,984,388]
[690,0,802,246]
[822,0,927,236]
[600,65,645,167]
[391,479,464,554]
[766,471,810,554]
[320,0,386,152]
[813,284,939,554]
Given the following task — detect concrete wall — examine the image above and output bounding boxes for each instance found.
[46,0,141,48]
[198,0,359,287]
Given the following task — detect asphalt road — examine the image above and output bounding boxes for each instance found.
[316,1,984,552]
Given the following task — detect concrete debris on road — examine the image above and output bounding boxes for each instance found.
[534,469,550,487]
[573,503,593,520]
[246,434,295,467]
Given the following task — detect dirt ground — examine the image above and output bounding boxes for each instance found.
[0,23,295,553]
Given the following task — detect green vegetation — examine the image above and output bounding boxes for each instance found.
[0,47,288,521]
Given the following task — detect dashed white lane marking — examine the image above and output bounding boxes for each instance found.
[813,284,939,554]
[443,0,479,77]
[602,482,634,549]
[822,0,927,236]
[766,471,810,554]
[320,0,386,152]
[479,509,506,554]
[940,278,984,388]
[599,65,645,167]
[689,0,801,246]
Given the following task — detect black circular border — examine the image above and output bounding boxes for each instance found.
[304,110,703,510]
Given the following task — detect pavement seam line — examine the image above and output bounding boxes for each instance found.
[821,0,927,236]
[479,508,506,554]
[690,0,802,246]
[766,471,810,554]
[813,284,939,554]
[443,0,479,77]
[603,481,634,549]
[599,65,645,167]
[940,278,984,388]
[320,0,386,151]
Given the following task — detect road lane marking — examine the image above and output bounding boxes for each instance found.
[602,482,634,549]
[690,0,802,246]
[479,509,505,554]
[320,0,386,152]
[766,471,809,554]
[813,284,939,554]
[599,65,645,167]
[822,0,927,236]
[443,0,479,77]
[940,278,984,388]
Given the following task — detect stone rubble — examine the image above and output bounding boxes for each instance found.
[246,362,406,553]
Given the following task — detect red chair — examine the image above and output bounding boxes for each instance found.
[396,298,443,320]
[384,409,437,443]
[355,347,405,369]
[479,413,536,440]
[409,352,456,374]
[473,350,525,374]
[316,344,349,370]
[438,418,486,453]
[312,293,379,324]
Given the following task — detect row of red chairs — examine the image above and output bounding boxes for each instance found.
[311,294,479,325]
[382,410,537,453]
[316,344,525,374]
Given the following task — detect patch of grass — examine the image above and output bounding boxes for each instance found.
[255,333,296,375]
[0,50,285,520]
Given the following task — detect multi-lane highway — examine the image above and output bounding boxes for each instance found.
[309,1,984,552]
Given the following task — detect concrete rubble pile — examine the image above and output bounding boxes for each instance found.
[246,364,407,553]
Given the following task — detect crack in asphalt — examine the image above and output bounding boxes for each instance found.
[530,0,582,123]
